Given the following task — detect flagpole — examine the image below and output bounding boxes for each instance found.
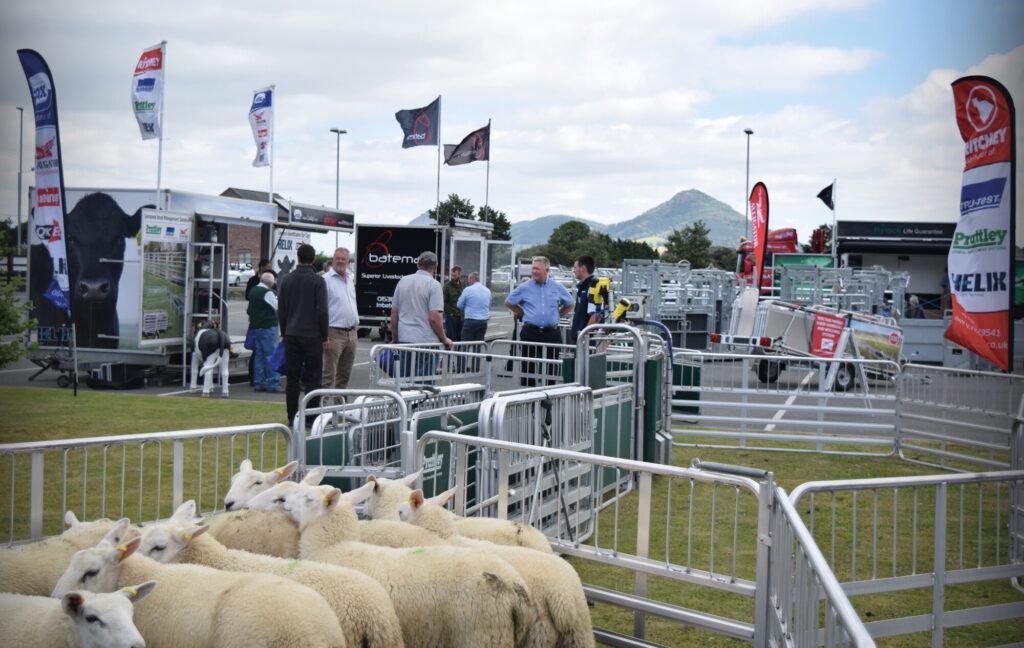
[830,178,837,262]
[268,84,275,205]
[484,118,491,210]
[435,95,441,213]
[156,40,167,209]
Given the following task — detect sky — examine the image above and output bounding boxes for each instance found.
[0,0,1022,255]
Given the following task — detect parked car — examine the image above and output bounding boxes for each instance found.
[228,263,254,286]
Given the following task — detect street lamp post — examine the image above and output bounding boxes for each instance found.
[329,127,346,249]
[744,128,753,242]
[16,106,24,254]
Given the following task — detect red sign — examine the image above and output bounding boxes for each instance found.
[749,182,769,291]
[953,79,1012,170]
[810,312,846,358]
[134,47,163,76]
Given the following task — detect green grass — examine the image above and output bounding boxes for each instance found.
[1,387,1020,646]
[0,387,289,539]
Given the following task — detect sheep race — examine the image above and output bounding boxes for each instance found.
[0,460,596,648]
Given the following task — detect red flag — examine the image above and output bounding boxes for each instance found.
[749,182,769,291]
[945,76,1015,371]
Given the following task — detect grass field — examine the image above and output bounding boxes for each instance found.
[1,386,1021,646]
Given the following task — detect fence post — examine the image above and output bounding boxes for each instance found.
[633,471,652,638]
[172,440,184,513]
[30,451,44,539]
[931,482,947,648]
[753,473,773,648]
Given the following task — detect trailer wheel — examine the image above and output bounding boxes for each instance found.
[756,359,781,384]
[57,374,71,389]
[834,363,856,391]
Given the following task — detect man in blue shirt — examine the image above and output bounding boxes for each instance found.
[506,256,573,386]
[458,271,491,372]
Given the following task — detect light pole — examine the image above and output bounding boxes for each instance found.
[16,106,24,254]
[329,128,346,249]
[744,128,753,242]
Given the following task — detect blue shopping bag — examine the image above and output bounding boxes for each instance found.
[269,341,287,373]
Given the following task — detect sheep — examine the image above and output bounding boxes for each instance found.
[0,512,129,596]
[204,459,328,557]
[0,581,155,648]
[366,473,554,554]
[401,488,594,648]
[138,501,404,648]
[53,520,348,648]
[281,481,536,648]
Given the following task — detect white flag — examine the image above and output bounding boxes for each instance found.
[249,87,273,167]
[132,42,164,140]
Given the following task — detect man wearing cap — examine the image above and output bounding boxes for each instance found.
[505,256,573,386]
[391,251,453,378]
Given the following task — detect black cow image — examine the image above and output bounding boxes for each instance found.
[31,193,146,349]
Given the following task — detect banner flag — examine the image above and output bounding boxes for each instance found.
[444,124,490,165]
[249,87,273,167]
[946,76,1016,371]
[395,96,439,148]
[817,183,834,210]
[18,49,70,315]
[749,181,770,291]
[131,42,164,140]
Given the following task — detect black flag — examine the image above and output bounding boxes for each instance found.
[444,124,489,166]
[395,96,439,148]
[817,183,835,210]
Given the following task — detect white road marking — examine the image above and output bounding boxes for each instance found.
[764,370,815,432]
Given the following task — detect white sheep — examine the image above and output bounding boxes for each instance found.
[246,480,446,550]
[401,488,594,648]
[204,508,301,558]
[366,473,554,554]
[138,501,404,648]
[223,458,306,511]
[281,481,536,648]
[0,581,155,648]
[0,512,129,596]
[53,520,348,648]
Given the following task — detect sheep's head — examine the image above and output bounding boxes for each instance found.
[53,520,140,597]
[223,459,297,511]
[136,501,209,564]
[364,470,420,520]
[280,484,343,528]
[63,581,156,648]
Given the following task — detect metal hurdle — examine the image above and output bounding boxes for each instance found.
[788,470,1024,645]
[0,423,294,544]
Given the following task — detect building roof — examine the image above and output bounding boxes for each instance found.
[220,188,289,220]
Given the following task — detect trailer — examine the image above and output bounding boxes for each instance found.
[354,218,514,339]
[715,287,904,391]
[27,187,352,388]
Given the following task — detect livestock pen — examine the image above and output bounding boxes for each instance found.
[2,328,1023,646]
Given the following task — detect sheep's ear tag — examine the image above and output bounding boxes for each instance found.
[273,468,284,475]
[322,496,331,503]
[120,586,138,596]
[116,544,129,553]
[181,530,193,541]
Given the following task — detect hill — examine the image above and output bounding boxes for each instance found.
[606,189,745,247]
[508,189,745,249]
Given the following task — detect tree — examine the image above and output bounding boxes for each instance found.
[614,239,659,263]
[477,205,511,241]
[0,230,37,368]
[548,221,592,253]
[709,245,738,270]
[428,193,475,227]
[802,223,833,253]
[662,220,712,267]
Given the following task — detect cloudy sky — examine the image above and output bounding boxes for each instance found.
[1,0,1022,253]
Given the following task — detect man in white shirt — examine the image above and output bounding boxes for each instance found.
[322,247,360,391]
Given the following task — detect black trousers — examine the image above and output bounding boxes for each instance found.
[519,324,562,387]
[284,335,323,427]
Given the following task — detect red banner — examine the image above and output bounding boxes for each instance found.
[945,76,1015,371]
[749,182,769,291]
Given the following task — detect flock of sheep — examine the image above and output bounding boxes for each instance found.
[0,460,595,648]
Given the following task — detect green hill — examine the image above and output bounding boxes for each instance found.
[509,189,745,249]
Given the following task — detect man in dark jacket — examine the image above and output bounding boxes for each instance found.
[277,243,328,427]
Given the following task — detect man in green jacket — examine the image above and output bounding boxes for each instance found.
[247,272,281,392]
[442,265,464,342]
